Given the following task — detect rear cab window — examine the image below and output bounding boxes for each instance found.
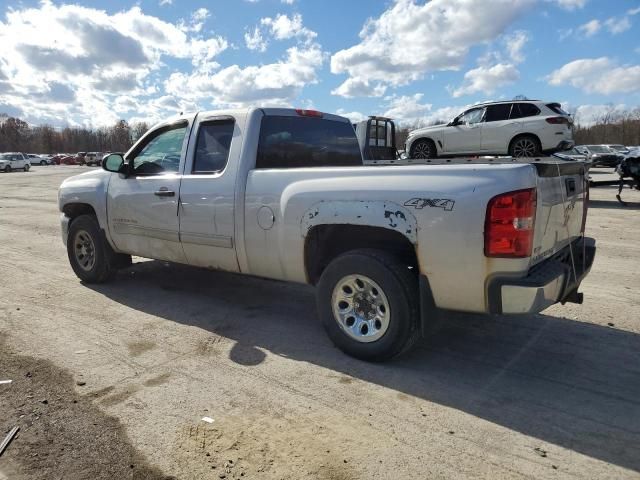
[256,115,362,169]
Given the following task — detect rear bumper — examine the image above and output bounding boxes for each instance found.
[543,139,574,154]
[487,237,596,314]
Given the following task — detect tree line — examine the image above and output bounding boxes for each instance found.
[2,106,640,155]
[0,116,150,154]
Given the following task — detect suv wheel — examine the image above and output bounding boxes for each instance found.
[4,165,11,172]
[23,164,30,172]
[410,139,436,159]
[316,249,420,361]
[40,160,47,166]
[509,135,541,158]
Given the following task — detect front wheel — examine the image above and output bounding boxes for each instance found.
[67,215,118,283]
[509,135,541,158]
[4,165,11,172]
[410,139,436,159]
[23,164,30,172]
[316,249,420,361]
[40,160,47,166]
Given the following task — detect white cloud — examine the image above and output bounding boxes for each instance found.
[450,63,520,97]
[245,27,267,52]
[573,103,628,126]
[261,13,316,42]
[159,0,172,5]
[331,79,386,98]
[547,57,640,94]
[546,0,587,10]
[335,109,367,123]
[505,31,530,63]
[0,3,227,126]
[578,19,601,37]
[330,0,534,97]
[165,44,324,107]
[604,16,631,34]
[179,7,210,33]
[281,0,296,3]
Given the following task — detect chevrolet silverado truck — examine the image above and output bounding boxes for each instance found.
[58,108,595,361]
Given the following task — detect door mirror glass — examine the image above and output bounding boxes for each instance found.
[102,153,125,173]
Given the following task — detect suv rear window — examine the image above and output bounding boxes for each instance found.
[546,103,569,116]
[256,116,362,169]
[485,104,512,122]
[510,103,540,119]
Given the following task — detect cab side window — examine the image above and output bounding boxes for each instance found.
[130,123,187,176]
[192,120,235,174]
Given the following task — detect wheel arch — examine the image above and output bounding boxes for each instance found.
[509,132,541,152]
[303,209,419,284]
[408,136,439,156]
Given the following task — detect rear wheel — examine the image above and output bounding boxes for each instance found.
[509,135,541,158]
[316,249,420,361]
[410,139,437,159]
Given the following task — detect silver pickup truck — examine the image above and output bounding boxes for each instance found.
[58,108,595,361]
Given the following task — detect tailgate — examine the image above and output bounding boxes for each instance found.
[531,161,588,265]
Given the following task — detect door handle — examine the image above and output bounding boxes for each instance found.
[154,188,175,197]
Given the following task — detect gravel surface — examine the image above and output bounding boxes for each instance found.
[0,165,639,479]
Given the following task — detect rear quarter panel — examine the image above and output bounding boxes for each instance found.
[244,163,538,312]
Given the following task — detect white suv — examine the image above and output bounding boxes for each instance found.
[406,100,574,158]
[0,152,31,172]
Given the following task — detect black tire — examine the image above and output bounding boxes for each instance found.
[410,139,437,159]
[509,135,541,158]
[23,164,30,172]
[40,160,47,166]
[316,249,420,361]
[5,165,11,172]
[67,215,118,283]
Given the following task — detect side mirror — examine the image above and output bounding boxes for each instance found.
[102,153,125,174]
[448,118,460,127]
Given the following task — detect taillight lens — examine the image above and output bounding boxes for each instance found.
[545,116,569,125]
[485,188,537,258]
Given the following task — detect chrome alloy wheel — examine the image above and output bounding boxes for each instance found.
[512,138,537,157]
[74,229,96,271]
[331,274,391,343]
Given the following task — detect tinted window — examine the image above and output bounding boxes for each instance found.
[511,103,540,119]
[193,120,234,173]
[546,103,569,115]
[485,104,512,122]
[459,108,485,125]
[256,116,362,169]
[131,123,187,175]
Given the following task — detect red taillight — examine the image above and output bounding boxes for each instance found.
[485,188,537,258]
[545,116,569,124]
[295,109,323,118]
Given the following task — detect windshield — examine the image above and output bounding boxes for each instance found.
[588,146,612,153]
[0,154,10,160]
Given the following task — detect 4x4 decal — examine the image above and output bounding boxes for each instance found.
[404,198,455,211]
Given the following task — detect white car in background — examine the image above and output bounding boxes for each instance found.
[0,152,31,172]
[406,100,574,158]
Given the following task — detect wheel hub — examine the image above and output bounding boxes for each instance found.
[331,274,391,343]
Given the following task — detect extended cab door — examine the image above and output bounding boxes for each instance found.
[106,120,190,263]
[442,107,484,154]
[178,114,242,272]
[481,103,522,153]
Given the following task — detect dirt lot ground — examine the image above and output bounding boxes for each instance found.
[1,165,639,480]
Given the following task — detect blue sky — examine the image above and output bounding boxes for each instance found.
[0,0,638,127]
